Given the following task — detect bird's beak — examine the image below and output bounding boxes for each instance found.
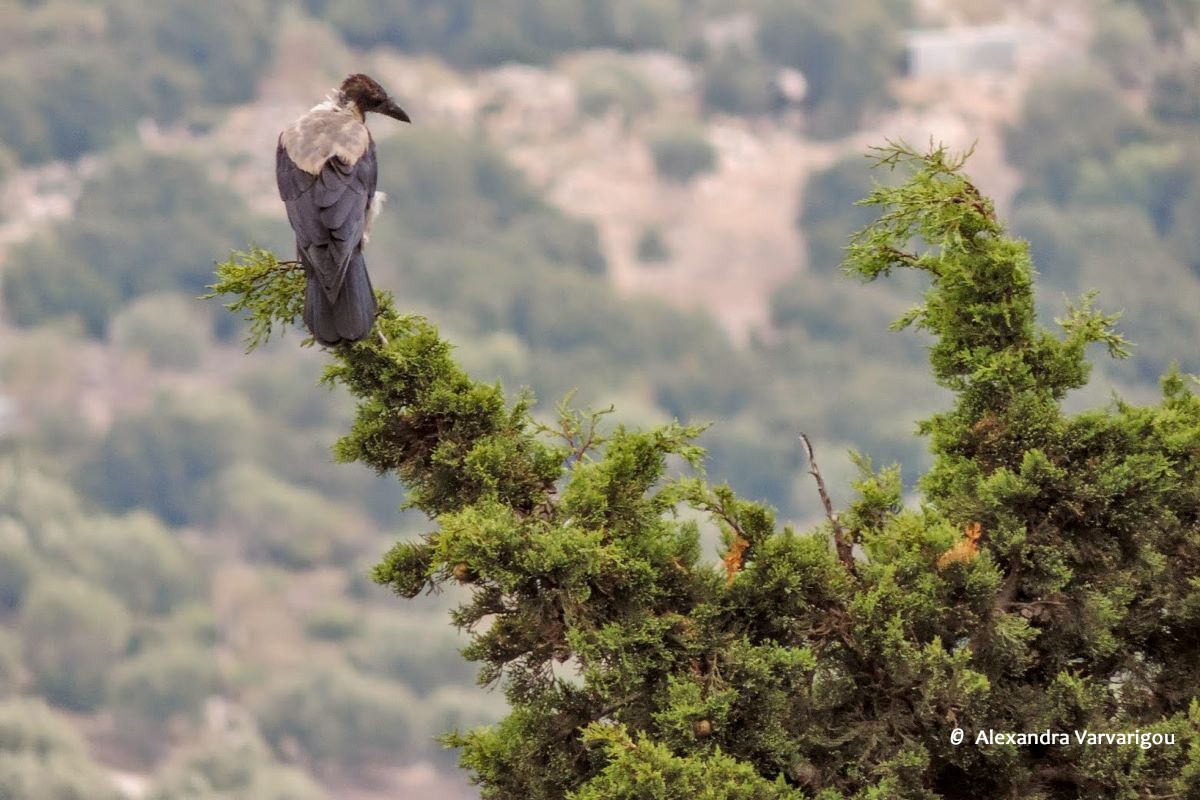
[380,99,411,123]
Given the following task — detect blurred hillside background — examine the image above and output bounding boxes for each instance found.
[0,0,1198,797]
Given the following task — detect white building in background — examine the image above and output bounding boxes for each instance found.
[904,24,1022,77]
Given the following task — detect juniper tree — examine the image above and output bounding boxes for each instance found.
[210,143,1200,799]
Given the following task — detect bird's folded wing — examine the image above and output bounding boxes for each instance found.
[276,137,378,302]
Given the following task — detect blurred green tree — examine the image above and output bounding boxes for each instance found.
[64,512,203,617]
[110,292,214,371]
[0,0,281,164]
[108,643,220,760]
[648,128,718,184]
[756,0,907,136]
[700,47,778,117]
[351,615,477,694]
[85,389,258,525]
[1005,73,1153,206]
[0,699,124,799]
[256,664,417,770]
[3,151,262,337]
[211,463,368,569]
[150,736,328,800]
[20,577,131,711]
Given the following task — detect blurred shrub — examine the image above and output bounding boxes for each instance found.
[167,603,221,648]
[422,685,508,767]
[1090,3,1157,88]
[257,664,417,769]
[150,736,327,800]
[213,463,367,569]
[1150,59,1200,124]
[576,59,658,120]
[0,520,38,611]
[1070,141,1189,232]
[237,358,347,431]
[3,151,257,337]
[111,292,214,370]
[19,577,131,711]
[797,154,881,271]
[0,0,280,164]
[304,603,363,642]
[0,698,123,799]
[756,0,905,136]
[636,225,671,263]
[376,129,540,241]
[1013,202,1200,382]
[64,512,202,617]
[1006,73,1153,205]
[1170,182,1200,273]
[0,632,21,697]
[352,616,477,694]
[423,684,508,732]
[85,389,257,525]
[304,0,684,65]
[700,48,777,117]
[648,128,718,183]
[500,211,607,275]
[1122,0,1200,43]
[108,643,220,759]
[0,463,86,559]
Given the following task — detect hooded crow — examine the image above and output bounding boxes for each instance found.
[276,73,410,345]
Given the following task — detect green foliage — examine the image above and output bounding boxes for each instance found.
[700,48,778,117]
[797,154,885,271]
[648,129,718,184]
[108,643,220,759]
[204,248,308,351]
[0,698,123,800]
[304,603,363,642]
[756,0,907,136]
[1121,0,1200,43]
[111,292,214,370]
[351,616,477,693]
[212,463,367,569]
[257,664,417,770]
[1013,202,1200,381]
[150,737,328,800]
[0,0,280,164]
[572,724,801,799]
[1150,58,1200,123]
[576,58,659,121]
[85,389,258,525]
[636,225,672,263]
[1169,181,1200,272]
[303,0,686,66]
[1005,73,1154,206]
[218,139,1200,798]
[64,512,202,616]
[0,631,21,697]
[4,151,263,337]
[0,520,38,612]
[20,577,132,711]
[1090,3,1157,88]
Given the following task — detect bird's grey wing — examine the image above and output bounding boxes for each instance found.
[276,137,376,301]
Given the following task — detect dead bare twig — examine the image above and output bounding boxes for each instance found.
[799,433,855,573]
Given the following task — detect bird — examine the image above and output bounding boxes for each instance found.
[276,73,410,345]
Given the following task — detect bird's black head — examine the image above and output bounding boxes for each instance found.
[340,73,410,123]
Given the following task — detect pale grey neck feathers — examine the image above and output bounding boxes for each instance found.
[279,92,371,175]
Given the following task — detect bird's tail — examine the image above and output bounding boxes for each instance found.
[303,250,377,345]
